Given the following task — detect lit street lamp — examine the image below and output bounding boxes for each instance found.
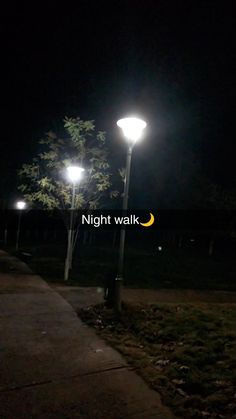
[16,200,26,251]
[64,165,84,281]
[115,117,147,311]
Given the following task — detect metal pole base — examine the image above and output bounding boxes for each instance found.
[114,276,123,312]
[64,257,70,281]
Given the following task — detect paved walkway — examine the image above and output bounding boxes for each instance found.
[0,250,173,419]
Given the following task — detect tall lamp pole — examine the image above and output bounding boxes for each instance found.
[115,117,147,311]
[64,166,84,281]
[16,201,26,251]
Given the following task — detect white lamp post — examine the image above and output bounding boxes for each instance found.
[115,117,147,311]
[64,165,84,281]
[16,200,26,251]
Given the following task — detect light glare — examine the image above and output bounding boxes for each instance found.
[16,201,26,210]
[67,166,84,182]
[117,117,147,143]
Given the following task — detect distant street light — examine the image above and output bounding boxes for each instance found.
[114,117,147,311]
[16,201,26,251]
[16,201,26,210]
[64,165,84,281]
[67,166,84,183]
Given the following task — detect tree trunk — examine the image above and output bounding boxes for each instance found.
[4,228,8,245]
[83,230,88,245]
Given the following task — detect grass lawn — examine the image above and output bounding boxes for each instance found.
[79,303,236,419]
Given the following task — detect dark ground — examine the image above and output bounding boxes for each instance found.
[1,236,236,418]
[0,250,173,419]
[79,302,236,419]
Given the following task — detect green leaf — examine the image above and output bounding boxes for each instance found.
[18,115,121,212]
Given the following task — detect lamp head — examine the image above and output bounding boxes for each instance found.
[67,166,84,183]
[117,117,147,144]
[16,201,26,210]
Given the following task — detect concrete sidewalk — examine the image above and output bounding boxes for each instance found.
[0,250,173,419]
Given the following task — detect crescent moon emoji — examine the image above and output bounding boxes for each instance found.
[140,212,155,227]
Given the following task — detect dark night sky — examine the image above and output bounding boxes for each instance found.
[0,1,235,205]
